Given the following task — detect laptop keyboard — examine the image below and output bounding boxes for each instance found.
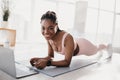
[15,63,38,78]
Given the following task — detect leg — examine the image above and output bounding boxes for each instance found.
[76,38,107,56]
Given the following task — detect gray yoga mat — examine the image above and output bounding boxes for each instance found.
[16,59,97,77]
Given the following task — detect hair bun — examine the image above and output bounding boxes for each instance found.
[41,11,57,23]
[46,11,56,16]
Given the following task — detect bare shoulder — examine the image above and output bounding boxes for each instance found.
[65,33,74,42]
[64,32,74,51]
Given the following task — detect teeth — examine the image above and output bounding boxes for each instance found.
[45,35,50,37]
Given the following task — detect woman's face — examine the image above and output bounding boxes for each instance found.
[41,19,57,40]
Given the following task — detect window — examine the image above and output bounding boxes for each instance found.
[86,0,120,52]
[7,0,87,43]
[1,0,119,52]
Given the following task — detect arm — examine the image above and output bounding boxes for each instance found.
[47,41,54,58]
[30,40,54,68]
[31,34,74,68]
[50,34,74,67]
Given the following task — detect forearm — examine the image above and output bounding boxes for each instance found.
[41,55,53,62]
[51,59,71,67]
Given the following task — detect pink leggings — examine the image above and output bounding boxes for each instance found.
[75,38,98,56]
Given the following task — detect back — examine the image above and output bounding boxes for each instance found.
[0,47,16,77]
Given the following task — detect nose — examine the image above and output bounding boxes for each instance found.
[44,29,48,34]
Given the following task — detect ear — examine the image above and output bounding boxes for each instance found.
[54,25,58,33]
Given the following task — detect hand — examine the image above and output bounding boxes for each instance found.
[30,57,41,66]
[34,59,48,69]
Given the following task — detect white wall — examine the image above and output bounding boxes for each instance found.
[0,0,120,52]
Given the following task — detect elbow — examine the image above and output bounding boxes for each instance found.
[63,60,71,67]
[64,64,70,67]
[54,60,71,67]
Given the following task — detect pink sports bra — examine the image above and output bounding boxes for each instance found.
[49,33,77,55]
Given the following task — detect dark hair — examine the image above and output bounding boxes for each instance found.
[41,11,61,32]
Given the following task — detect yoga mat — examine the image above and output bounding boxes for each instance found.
[16,58,97,77]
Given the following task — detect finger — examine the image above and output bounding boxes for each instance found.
[35,63,43,69]
[30,60,34,66]
[30,58,36,63]
[30,62,35,66]
[38,66,43,69]
[34,61,41,68]
[30,58,39,66]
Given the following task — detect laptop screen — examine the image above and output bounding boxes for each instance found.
[0,47,16,77]
[0,47,38,78]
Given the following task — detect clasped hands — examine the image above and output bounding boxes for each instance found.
[30,58,48,69]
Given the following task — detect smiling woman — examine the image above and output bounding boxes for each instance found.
[30,11,110,69]
[40,11,60,40]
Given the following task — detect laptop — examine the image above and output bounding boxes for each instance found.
[0,47,38,79]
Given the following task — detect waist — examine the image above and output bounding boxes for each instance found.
[73,43,79,56]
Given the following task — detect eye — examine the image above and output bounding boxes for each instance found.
[41,26,45,30]
[48,27,54,30]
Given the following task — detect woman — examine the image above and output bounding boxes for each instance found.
[30,11,108,69]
